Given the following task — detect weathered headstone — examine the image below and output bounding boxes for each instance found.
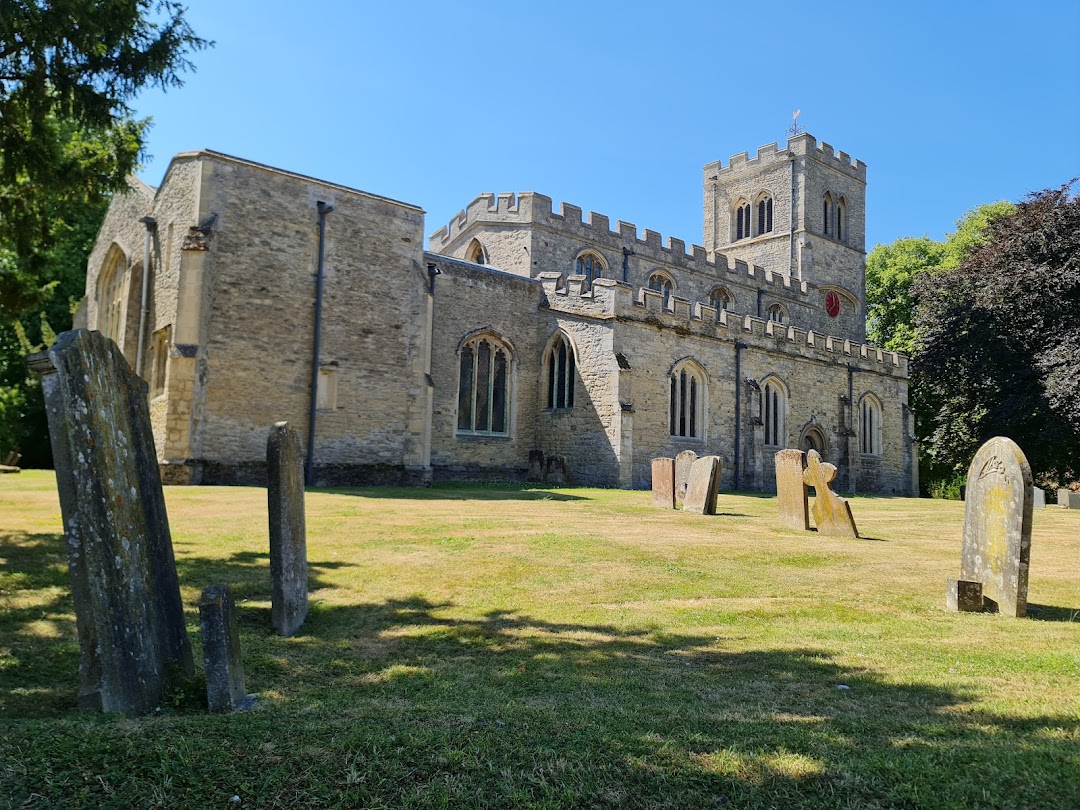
[527,449,545,482]
[1057,489,1080,509]
[28,329,193,715]
[651,457,676,509]
[775,449,810,531]
[1033,486,1045,509]
[956,436,1032,617]
[683,456,722,515]
[267,422,309,637]
[803,450,859,538]
[674,450,698,507]
[199,584,255,712]
[946,579,984,612]
[545,455,567,485]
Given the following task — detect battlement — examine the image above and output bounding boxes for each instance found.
[540,274,903,375]
[429,191,810,296]
[703,133,866,182]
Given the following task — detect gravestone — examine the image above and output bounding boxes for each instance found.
[545,455,567,485]
[28,329,193,715]
[199,584,254,712]
[683,456,722,515]
[527,449,545,482]
[774,449,810,531]
[1057,489,1080,509]
[674,450,698,507]
[267,422,309,637]
[651,457,676,509]
[803,450,859,538]
[956,436,1032,617]
[946,579,984,612]
[1033,486,1045,509]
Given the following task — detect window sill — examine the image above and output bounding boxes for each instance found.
[671,435,705,443]
[455,432,511,441]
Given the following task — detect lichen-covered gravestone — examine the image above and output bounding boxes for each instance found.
[28,329,193,715]
[774,449,810,531]
[802,450,859,538]
[683,456,722,515]
[199,584,254,712]
[674,450,698,507]
[953,436,1033,617]
[651,457,676,509]
[267,422,309,636]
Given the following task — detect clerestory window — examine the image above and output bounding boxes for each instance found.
[575,252,605,288]
[767,303,788,325]
[457,334,512,436]
[648,273,675,308]
[708,287,733,314]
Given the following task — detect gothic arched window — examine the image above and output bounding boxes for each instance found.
[837,197,847,243]
[734,200,752,241]
[763,378,787,447]
[545,332,575,410]
[575,251,605,288]
[457,333,512,436]
[96,246,127,343]
[755,194,774,236]
[466,239,487,265]
[767,303,788,325]
[860,394,882,455]
[823,192,833,237]
[670,361,706,439]
[648,273,675,308]
[708,287,733,314]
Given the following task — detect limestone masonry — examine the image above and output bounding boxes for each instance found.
[83,133,917,494]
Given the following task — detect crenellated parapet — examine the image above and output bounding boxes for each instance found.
[429,191,811,297]
[540,273,905,375]
[702,134,867,183]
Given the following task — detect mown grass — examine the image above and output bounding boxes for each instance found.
[1,470,1078,809]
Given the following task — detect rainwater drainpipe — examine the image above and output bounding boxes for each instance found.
[734,342,747,490]
[622,247,634,283]
[135,215,156,376]
[305,201,334,486]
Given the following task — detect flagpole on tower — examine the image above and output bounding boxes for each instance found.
[787,109,803,137]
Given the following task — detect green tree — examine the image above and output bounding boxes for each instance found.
[865,236,945,356]
[912,182,1080,487]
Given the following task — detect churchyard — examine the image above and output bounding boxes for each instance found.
[3,469,1079,808]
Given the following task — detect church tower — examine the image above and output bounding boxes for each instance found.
[703,134,867,339]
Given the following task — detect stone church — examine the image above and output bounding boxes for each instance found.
[81,132,917,494]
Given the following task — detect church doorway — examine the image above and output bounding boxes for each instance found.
[800,426,827,458]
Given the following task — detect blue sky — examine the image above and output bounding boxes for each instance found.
[134,0,1079,254]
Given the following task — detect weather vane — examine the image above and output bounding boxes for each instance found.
[787,109,804,137]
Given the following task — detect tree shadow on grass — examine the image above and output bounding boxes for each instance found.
[314,482,590,502]
[1026,603,1080,622]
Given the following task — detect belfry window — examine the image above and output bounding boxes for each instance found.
[823,193,833,237]
[735,201,752,240]
[763,379,786,447]
[545,332,575,410]
[575,252,605,288]
[860,395,882,455]
[837,197,847,243]
[457,334,511,436]
[756,195,774,236]
[466,240,487,265]
[648,273,674,307]
[670,362,706,439]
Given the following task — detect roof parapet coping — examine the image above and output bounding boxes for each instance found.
[704,133,866,181]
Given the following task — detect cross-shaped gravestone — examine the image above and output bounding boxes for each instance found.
[802,450,859,538]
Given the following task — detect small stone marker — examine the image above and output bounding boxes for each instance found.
[1057,489,1080,509]
[803,450,859,538]
[683,456,722,515]
[955,436,1032,617]
[946,579,984,612]
[199,584,255,712]
[1033,486,1046,509]
[674,450,698,507]
[28,329,193,714]
[545,455,568,485]
[267,422,309,637]
[651,457,676,508]
[527,449,545,482]
[774,449,810,531]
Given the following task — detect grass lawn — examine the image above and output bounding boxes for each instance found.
[1,470,1079,809]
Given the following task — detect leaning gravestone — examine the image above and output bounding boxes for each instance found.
[952,436,1033,617]
[28,329,193,715]
[199,584,254,712]
[674,450,698,507]
[775,449,810,531]
[683,456,722,515]
[267,422,309,636]
[545,455,568,485]
[651,457,676,509]
[802,450,859,538]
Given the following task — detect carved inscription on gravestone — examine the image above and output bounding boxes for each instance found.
[683,456,722,515]
[651,457,676,509]
[29,329,193,715]
[267,422,309,636]
[803,450,859,538]
[674,450,698,507]
[958,436,1033,617]
[775,449,810,531]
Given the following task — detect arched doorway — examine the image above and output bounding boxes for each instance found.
[800,425,827,457]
